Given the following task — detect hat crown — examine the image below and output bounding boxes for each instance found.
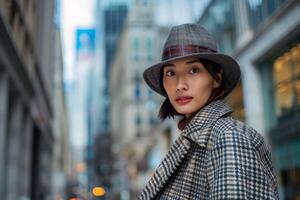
[163,24,218,52]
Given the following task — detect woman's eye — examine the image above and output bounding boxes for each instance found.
[165,71,175,76]
[190,67,200,74]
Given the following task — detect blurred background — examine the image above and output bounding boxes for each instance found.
[0,0,299,199]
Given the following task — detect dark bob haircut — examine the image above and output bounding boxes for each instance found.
[158,58,226,121]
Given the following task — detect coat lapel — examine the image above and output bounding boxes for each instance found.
[138,100,233,200]
[138,135,191,200]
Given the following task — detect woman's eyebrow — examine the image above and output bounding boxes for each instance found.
[163,63,175,68]
[186,59,201,64]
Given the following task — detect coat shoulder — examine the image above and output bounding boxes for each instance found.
[210,116,266,151]
[205,117,279,199]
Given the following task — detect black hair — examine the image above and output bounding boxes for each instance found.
[158,58,226,121]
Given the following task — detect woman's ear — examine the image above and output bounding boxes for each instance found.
[213,69,223,88]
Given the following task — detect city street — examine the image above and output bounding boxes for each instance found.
[0,0,300,199]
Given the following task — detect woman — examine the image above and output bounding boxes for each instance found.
[139,24,279,200]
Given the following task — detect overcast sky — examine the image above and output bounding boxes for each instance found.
[61,0,95,83]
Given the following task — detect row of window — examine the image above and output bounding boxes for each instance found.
[132,37,153,62]
[201,0,291,53]
[246,0,289,30]
[134,83,155,101]
[134,72,154,101]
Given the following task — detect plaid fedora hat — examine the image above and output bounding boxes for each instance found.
[143,23,241,97]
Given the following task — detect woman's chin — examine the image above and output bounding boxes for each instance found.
[176,109,194,117]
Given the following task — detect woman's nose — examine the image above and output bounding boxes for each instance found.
[176,76,188,92]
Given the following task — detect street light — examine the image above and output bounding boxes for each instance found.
[92,186,106,197]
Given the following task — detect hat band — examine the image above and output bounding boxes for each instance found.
[162,44,217,61]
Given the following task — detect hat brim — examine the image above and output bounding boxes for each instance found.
[143,52,241,97]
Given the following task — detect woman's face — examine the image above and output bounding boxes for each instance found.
[162,57,221,117]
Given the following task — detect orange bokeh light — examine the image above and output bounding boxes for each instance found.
[75,163,86,173]
[92,187,106,196]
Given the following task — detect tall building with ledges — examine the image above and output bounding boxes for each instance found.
[109,0,170,199]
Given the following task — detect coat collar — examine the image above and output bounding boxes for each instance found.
[181,99,233,148]
[138,100,232,200]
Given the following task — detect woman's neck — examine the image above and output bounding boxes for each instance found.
[178,112,197,131]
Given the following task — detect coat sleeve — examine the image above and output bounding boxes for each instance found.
[206,127,279,199]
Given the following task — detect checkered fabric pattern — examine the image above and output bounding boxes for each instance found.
[138,100,279,200]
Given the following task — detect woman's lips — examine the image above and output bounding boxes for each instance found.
[175,96,193,105]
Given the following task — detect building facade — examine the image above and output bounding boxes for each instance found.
[51,5,72,198]
[234,0,300,199]
[0,0,70,199]
[199,0,300,199]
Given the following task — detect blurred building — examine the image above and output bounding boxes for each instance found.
[52,30,71,199]
[94,1,130,199]
[199,0,300,199]
[51,0,72,198]
[109,0,173,199]
[96,0,130,135]
[0,0,70,200]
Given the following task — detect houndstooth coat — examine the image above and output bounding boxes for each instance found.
[138,100,279,200]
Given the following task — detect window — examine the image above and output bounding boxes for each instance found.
[136,0,148,7]
[134,72,141,101]
[149,115,156,126]
[135,83,141,101]
[146,38,153,62]
[274,139,300,199]
[142,0,148,6]
[272,43,300,122]
[200,0,236,54]
[132,38,139,61]
[246,0,289,30]
[135,115,142,131]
